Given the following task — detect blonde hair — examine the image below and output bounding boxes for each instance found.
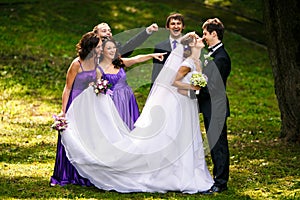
[93,22,109,34]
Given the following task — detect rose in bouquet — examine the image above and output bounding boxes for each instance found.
[51,115,68,131]
[91,79,112,96]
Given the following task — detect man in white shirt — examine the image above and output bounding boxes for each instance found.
[151,13,185,85]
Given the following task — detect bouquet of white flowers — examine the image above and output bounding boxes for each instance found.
[190,72,208,87]
[190,72,208,95]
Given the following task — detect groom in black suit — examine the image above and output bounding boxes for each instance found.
[198,18,231,194]
[151,13,185,85]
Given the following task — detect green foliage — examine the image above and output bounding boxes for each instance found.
[0,0,299,199]
[195,0,263,22]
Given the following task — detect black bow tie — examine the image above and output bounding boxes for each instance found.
[208,48,214,52]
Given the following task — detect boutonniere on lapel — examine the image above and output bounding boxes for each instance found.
[203,54,214,67]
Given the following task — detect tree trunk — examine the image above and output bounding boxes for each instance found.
[263,0,300,142]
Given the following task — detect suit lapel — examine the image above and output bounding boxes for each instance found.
[211,45,224,57]
[162,40,172,52]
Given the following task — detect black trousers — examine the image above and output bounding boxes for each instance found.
[203,116,230,187]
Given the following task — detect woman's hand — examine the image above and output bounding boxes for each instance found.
[191,85,201,91]
[181,31,196,41]
[152,52,167,62]
[58,111,65,117]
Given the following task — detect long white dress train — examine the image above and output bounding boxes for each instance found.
[61,45,214,193]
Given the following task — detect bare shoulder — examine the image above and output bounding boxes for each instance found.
[69,57,81,71]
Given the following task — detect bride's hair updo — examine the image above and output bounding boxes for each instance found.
[99,38,126,69]
[76,31,100,60]
[180,34,196,58]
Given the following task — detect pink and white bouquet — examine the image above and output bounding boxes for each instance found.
[51,115,68,131]
[91,79,112,96]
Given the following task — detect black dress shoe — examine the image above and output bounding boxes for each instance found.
[201,185,228,194]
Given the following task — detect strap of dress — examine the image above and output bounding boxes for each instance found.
[78,60,84,71]
[97,65,105,74]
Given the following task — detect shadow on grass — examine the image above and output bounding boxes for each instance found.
[1,142,55,164]
[0,176,254,199]
[229,135,300,198]
[2,133,298,199]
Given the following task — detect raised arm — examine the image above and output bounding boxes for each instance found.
[119,23,158,57]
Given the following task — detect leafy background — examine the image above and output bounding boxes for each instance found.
[0,0,299,199]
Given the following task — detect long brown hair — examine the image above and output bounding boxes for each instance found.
[76,31,100,60]
[99,38,126,69]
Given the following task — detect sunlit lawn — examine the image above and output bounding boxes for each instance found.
[0,0,299,199]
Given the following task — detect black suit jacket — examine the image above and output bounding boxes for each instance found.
[197,45,231,119]
[151,39,172,83]
[117,29,151,58]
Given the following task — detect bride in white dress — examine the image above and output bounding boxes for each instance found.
[60,32,214,193]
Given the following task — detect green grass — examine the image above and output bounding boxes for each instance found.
[1,0,300,199]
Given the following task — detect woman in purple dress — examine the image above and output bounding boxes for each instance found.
[50,31,102,186]
[98,39,165,130]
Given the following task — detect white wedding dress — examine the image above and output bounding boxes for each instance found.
[61,45,214,193]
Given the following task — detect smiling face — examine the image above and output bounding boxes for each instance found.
[167,18,184,39]
[102,40,117,60]
[96,23,112,39]
[202,28,219,47]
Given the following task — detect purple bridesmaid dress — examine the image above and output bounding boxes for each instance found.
[99,67,140,130]
[50,60,96,186]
